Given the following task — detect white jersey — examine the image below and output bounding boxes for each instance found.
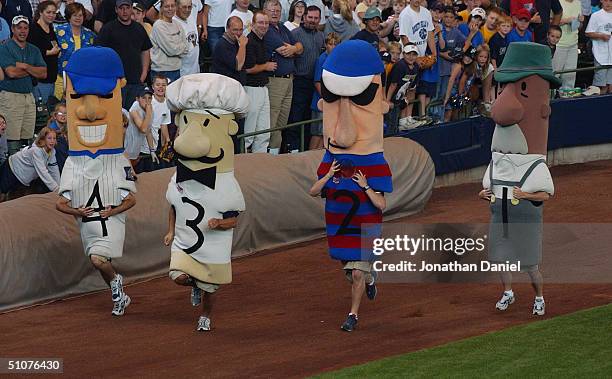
[59,153,137,258]
[399,5,434,56]
[166,172,245,265]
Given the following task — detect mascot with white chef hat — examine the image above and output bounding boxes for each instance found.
[163,73,248,332]
[56,47,136,317]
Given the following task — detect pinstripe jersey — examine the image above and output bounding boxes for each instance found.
[317,151,393,261]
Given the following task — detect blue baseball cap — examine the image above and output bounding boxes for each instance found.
[65,47,125,96]
[322,40,384,96]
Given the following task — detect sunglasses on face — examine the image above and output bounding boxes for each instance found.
[320,82,379,106]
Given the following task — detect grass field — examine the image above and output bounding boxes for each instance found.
[315,304,612,378]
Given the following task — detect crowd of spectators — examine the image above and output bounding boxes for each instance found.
[0,0,611,200]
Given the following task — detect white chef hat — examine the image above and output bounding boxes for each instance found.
[165,73,250,118]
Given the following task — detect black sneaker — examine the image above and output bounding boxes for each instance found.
[366,270,378,300]
[341,314,358,332]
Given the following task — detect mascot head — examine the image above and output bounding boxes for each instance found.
[318,39,389,155]
[64,47,126,156]
[490,42,561,155]
[166,73,249,174]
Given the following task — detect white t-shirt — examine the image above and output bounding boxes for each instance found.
[399,5,434,56]
[284,20,299,31]
[228,8,254,36]
[205,0,234,27]
[174,1,202,76]
[585,9,612,65]
[126,102,148,159]
[140,96,171,153]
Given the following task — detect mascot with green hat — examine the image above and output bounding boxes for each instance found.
[479,42,561,316]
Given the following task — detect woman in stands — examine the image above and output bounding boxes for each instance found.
[284,0,306,31]
[0,127,61,202]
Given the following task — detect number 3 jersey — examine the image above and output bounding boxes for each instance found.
[58,153,137,258]
[166,172,245,284]
[317,151,393,262]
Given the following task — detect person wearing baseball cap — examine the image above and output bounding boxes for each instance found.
[458,7,485,47]
[132,1,153,36]
[351,7,382,49]
[0,14,47,155]
[508,8,534,43]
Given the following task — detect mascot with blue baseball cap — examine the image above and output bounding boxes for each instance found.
[56,47,137,317]
[310,40,392,332]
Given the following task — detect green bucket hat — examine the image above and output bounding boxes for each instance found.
[494,42,562,88]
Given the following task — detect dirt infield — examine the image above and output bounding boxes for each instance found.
[1,160,611,378]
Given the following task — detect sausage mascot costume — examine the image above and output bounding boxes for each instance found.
[479,42,561,316]
[309,40,393,332]
[163,73,248,332]
[56,47,137,317]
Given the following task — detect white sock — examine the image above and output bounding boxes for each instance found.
[535,296,544,302]
[504,289,514,297]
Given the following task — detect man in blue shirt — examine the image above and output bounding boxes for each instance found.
[263,0,303,154]
[0,16,47,155]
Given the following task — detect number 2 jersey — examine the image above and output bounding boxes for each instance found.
[317,151,393,261]
[58,153,137,258]
[166,172,245,284]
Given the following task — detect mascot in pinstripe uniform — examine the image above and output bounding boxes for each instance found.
[479,42,560,316]
[309,40,393,332]
[56,47,136,317]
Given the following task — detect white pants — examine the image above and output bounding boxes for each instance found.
[244,86,271,153]
[552,44,578,89]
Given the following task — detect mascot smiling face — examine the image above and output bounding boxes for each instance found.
[318,40,389,156]
[64,47,126,155]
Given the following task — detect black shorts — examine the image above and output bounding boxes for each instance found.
[416,80,437,98]
[0,160,24,194]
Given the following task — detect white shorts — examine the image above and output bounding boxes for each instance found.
[593,59,612,86]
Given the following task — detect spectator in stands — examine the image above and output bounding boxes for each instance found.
[46,103,67,171]
[212,16,248,83]
[387,43,421,130]
[96,0,152,108]
[0,0,33,24]
[508,8,533,43]
[480,6,501,43]
[324,0,359,41]
[502,0,562,44]
[243,10,277,153]
[94,0,116,32]
[202,0,233,53]
[285,0,306,31]
[585,0,612,94]
[0,127,59,202]
[136,74,170,172]
[379,0,406,42]
[0,2,10,44]
[439,7,466,113]
[355,0,375,28]
[47,102,66,131]
[399,0,436,58]
[0,16,47,156]
[310,31,339,150]
[385,40,402,76]
[229,0,254,35]
[126,87,154,169]
[56,0,94,27]
[27,0,59,107]
[150,0,189,82]
[264,0,303,154]
[489,14,512,68]
[379,0,392,18]
[417,13,444,124]
[132,2,153,35]
[459,8,486,47]
[174,0,202,76]
[54,3,95,100]
[458,0,482,21]
[285,4,323,152]
[473,43,494,107]
[444,46,477,121]
[552,0,582,88]
[0,114,7,166]
[547,24,561,56]
[351,6,381,50]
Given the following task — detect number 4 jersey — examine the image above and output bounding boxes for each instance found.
[317,151,393,261]
[58,153,137,259]
[166,172,245,284]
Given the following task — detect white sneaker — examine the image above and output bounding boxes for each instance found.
[398,117,417,131]
[196,316,211,331]
[110,274,124,303]
[533,298,545,316]
[111,293,131,316]
[496,291,515,311]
